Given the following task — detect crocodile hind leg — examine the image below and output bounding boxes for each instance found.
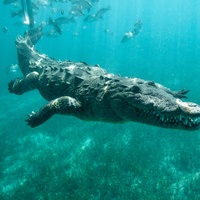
[8,72,39,95]
[26,96,83,127]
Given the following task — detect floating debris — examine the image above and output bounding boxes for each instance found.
[6,64,19,74]
[3,26,9,33]
[104,29,113,36]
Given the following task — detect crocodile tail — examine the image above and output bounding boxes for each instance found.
[16,26,54,76]
[24,25,43,46]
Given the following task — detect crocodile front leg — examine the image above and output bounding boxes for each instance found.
[8,72,39,95]
[26,96,83,127]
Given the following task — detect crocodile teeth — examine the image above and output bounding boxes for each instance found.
[137,108,200,128]
[160,116,165,122]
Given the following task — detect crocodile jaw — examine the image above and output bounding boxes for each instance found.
[127,99,200,130]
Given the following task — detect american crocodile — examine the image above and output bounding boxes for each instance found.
[8,27,200,130]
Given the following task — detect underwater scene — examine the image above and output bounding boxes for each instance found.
[1,0,200,199]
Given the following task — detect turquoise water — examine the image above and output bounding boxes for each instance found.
[1,0,200,199]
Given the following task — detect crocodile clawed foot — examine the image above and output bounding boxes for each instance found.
[176,89,190,99]
[25,111,41,128]
[8,80,15,93]
[8,78,24,95]
[172,89,190,99]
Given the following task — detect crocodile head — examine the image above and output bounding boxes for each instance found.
[108,78,200,130]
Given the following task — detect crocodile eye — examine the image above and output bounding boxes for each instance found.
[131,85,141,93]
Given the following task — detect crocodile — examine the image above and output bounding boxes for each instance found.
[8,27,200,130]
